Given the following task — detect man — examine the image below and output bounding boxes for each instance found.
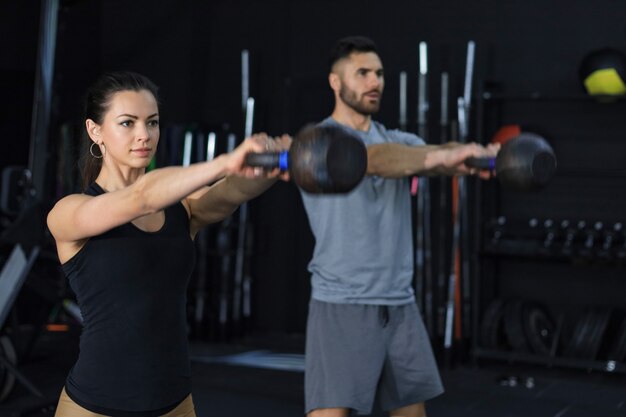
[300,36,498,417]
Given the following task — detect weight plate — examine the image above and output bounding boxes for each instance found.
[585,309,611,360]
[504,299,530,352]
[565,311,594,358]
[523,303,556,356]
[480,298,506,349]
[607,317,626,362]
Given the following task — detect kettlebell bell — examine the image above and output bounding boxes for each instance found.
[245,124,368,194]
[465,132,557,191]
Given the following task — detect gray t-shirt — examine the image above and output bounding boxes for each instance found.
[300,117,425,305]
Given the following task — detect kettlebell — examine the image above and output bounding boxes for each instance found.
[245,124,368,194]
[465,133,557,191]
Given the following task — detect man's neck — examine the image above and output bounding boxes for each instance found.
[331,106,372,132]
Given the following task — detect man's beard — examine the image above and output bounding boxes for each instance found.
[339,84,381,115]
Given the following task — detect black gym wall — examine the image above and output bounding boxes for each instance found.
[2,0,626,337]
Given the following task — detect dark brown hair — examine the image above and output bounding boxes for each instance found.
[328,36,378,72]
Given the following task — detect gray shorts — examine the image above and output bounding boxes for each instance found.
[305,299,444,415]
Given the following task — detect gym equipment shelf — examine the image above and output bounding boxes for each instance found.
[471,85,626,375]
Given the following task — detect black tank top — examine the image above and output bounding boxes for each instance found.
[62,182,196,416]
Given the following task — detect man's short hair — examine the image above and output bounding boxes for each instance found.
[329,36,378,72]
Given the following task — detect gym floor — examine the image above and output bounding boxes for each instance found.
[0,329,624,417]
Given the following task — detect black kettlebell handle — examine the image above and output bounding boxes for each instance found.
[464,157,495,170]
[245,152,289,170]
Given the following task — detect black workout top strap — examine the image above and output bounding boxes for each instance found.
[62,182,196,415]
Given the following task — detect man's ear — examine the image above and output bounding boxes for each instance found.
[86,119,101,141]
[329,72,340,92]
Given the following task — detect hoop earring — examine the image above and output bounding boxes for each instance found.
[90,142,104,159]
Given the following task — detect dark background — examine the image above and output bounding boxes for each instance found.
[2,0,626,358]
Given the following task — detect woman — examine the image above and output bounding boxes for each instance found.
[47,71,288,416]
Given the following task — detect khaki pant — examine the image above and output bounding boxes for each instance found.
[54,388,196,417]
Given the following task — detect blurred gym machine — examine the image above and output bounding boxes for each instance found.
[0,0,67,410]
[0,167,49,405]
[0,230,41,402]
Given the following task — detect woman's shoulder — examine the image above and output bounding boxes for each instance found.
[47,193,92,231]
[50,193,93,213]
